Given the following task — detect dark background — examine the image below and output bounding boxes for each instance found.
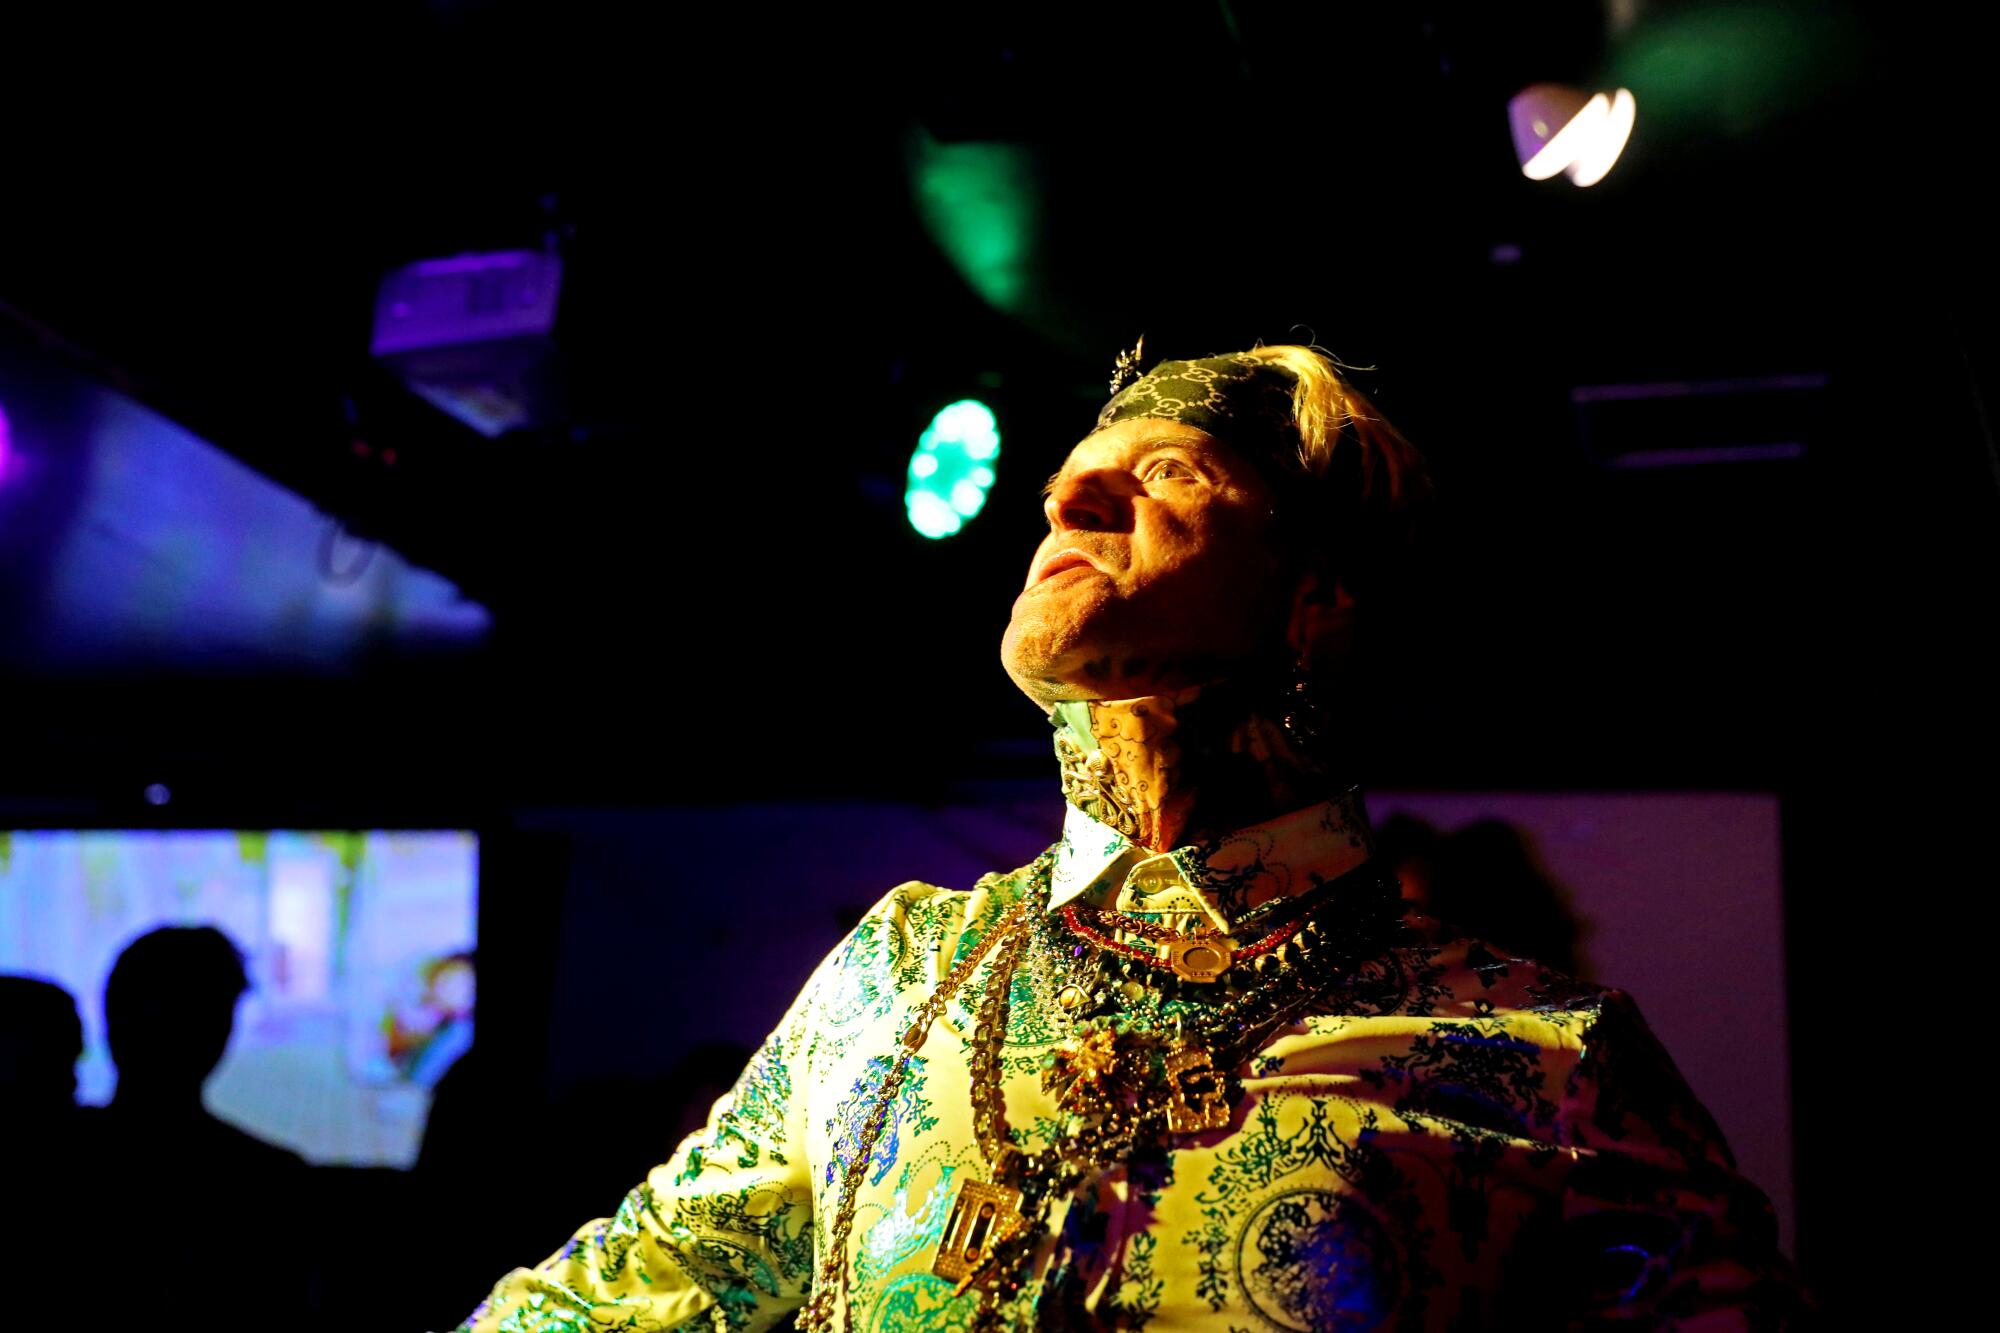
[0,1,1989,1324]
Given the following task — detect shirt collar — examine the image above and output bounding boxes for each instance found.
[1047,785,1376,928]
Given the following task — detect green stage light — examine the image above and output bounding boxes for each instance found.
[907,132,1039,318]
[906,399,1000,539]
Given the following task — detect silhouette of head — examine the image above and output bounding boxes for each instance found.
[0,975,84,1112]
[104,926,249,1101]
[1377,815,1587,976]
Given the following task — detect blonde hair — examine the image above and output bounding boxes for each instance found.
[1240,343,1432,598]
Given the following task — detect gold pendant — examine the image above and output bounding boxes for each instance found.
[931,1178,1026,1289]
[1163,1041,1232,1133]
[1048,1027,1123,1115]
[1160,932,1234,983]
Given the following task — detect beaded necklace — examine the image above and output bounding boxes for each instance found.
[933,860,1407,1325]
[1045,857,1405,1035]
[799,852,1406,1332]
[1059,897,1318,982]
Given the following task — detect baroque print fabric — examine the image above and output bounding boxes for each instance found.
[456,797,1803,1332]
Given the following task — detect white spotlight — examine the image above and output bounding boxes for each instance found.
[1509,83,1637,187]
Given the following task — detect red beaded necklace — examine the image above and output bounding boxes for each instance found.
[1058,900,1314,983]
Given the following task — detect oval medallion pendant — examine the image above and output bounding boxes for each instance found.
[1161,933,1235,983]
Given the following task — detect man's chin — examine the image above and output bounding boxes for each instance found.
[1000,620,1098,710]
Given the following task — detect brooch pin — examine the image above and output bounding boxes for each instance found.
[1108,335,1146,394]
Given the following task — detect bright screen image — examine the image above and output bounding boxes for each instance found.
[0,829,477,1168]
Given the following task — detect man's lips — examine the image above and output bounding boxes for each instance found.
[1030,548,1106,586]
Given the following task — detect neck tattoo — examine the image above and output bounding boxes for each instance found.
[1051,679,1338,853]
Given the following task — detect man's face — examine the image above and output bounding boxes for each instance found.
[1001,417,1290,707]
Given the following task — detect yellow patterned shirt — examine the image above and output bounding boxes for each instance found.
[458,793,1803,1331]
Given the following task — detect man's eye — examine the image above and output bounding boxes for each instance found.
[1144,459,1194,482]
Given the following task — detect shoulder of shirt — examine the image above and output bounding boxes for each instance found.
[829,856,1048,965]
[864,856,1043,916]
[1361,908,1643,1038]
[1402,919,1733,1158]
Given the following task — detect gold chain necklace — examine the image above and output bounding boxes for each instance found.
[924,869,1243,1325]
[799,855,1399,1332]
[798,890,1037,1333]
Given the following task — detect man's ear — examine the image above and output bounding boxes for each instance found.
[1285,570,1357,667]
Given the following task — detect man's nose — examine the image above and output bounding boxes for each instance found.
[1044,470,1121,532]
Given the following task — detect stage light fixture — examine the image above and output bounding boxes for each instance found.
[906,399,1000,539]
[369,248,564,438]
[1509,83,1637,187]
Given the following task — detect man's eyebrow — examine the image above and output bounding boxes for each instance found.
[1139,433,1216,456]
[1128,437,1219,471]
[1042,437,1212,498]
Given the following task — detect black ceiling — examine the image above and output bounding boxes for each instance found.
[0,1,1988,815]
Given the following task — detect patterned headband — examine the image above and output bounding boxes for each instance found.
[1095,350,1302,473]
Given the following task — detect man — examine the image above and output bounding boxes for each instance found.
[0,975,94,1259]
[459,346,1803,1330]
[99,926,311,1308]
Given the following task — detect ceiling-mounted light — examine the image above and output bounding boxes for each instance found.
[1509,83,1637,187]
[906,399,1000,539]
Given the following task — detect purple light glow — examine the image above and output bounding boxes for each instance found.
[406,252,535,278]
[370,248,562,357]
[1570,373,1829,404]
[0,400,12,482]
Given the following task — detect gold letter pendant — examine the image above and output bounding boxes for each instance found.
[1163,1042,1233,1133]
[931,1178,1027,1289]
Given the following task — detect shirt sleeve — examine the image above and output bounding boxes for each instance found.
[1548,988,1814,1329]
[452,961,825,1333]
